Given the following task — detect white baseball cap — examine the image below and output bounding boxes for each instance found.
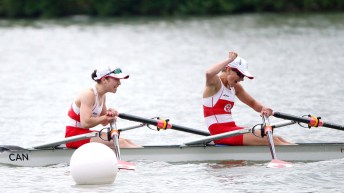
[94,66,129,80]
[227,57,254,79]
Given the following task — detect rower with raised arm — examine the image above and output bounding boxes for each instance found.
[65,66,140,148]
[203,51,294,145]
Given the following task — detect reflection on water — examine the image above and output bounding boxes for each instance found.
[210,160,249,168]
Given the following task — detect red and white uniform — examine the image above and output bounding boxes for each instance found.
[65,86,104,148]
[203,82,244,145]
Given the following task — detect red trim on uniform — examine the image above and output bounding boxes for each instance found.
[68,105,80,122]
[208,122,243,145]
[203,106,233,117]
[65,126,93,148]
[204,99,234,117]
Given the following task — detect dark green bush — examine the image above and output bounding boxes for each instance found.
[0,0,343,19]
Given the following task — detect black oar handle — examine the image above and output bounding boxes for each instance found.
[118,113,210,136]
[119,113,159,125]
[273,112,344,131]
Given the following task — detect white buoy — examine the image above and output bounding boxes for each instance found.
[70,142,118,185]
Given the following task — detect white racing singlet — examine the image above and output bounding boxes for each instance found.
[66,85,104,129]
[203,82,236,128]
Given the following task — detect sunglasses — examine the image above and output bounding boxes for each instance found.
[106,68,122,76]
[232,68,245,78]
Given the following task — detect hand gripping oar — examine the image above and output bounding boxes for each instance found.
[263,115,292,168]
[110,122,136,170]
[273,112,344,131]
[118,113,210,136]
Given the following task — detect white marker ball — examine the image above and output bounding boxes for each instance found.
[70,142,118,185]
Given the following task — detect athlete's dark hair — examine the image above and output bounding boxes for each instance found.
[91,70,101,83]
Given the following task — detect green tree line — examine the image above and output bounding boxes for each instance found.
[0,0,343,19]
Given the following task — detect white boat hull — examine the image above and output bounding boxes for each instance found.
[1,143,344,167]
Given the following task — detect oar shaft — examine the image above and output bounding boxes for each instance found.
[184,120,294,146]
[119,113,158,126]
[273,112,344,131]
[119,123,146,132]
[322,122,344,130]
[113,133,121,159]
[33,132,98,149]
[263,116,278,160]
[118,113,210,136]
[273,112,313,124]
[183,128,251,146]
[110,122,121,160]
[272,120,296,128]
[265,130,277,159]
[171,124,210,136]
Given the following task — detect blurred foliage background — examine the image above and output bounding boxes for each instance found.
[0,0,343,19]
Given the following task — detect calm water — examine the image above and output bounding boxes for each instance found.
[1,13,344,192]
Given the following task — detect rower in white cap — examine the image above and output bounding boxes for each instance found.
[203,51,294,146]
[65,66,140,149]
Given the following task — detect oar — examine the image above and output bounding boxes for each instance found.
[118,123,146,132]
[263,115,292,168]
[183,120,296,146]
[273,112,344,131]
[118,113,210,136]
[183,128,251,146]
[33,132,98,149]
[110,122,136,170]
